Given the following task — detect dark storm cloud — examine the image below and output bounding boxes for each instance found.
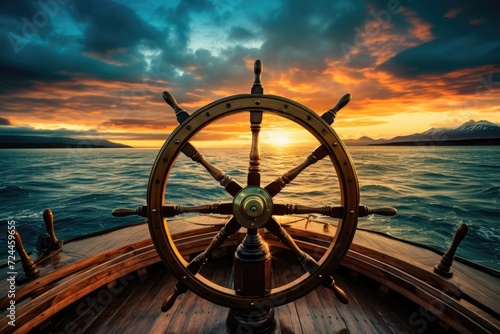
[0,59,70,94]
[152,0,214,61]
[0,1,40,18]
[0,41,145,94]
[68,0,163,62]
[0,0,396,98]
[0,117,12,125]
[254,0,499,97]
[228,27,257,42]
[2,0,498,86]
[258,0,348,70]
[0,0,57,42]
[146,0,257,100]
[0,0,165,95]
[379,0,500,77]
[256,0,413,70]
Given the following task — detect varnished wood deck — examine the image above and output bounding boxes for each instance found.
[1,215,499,333]
[46,255,428,334]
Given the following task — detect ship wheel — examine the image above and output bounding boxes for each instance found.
[115,60,395,333]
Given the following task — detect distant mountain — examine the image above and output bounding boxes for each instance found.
[388,120,500,143]
[345,120,500,146]
[344,136,385,146]
[0,135,131,149]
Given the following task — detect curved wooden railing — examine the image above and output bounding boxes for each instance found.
[0,238,152,310]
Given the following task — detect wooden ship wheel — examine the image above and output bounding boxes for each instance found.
[142,60,394,333]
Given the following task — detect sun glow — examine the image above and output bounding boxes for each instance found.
[274,136,291,146]
[268,132,292,147]
[260,127,318,148]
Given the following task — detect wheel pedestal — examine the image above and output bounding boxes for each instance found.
[227,229,275,334]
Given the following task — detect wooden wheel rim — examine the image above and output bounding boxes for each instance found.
[147,94,359,309]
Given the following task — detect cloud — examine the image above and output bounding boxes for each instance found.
[0,117,12,125]
[0,0,167,96]
[0,122,168,142]
[258,0,355,71]
[0,124,96,137]
[379,0,500,77]
[101,118,175,129]
[0,0,57,44]
[228,27,258,42]
[69,0,164,64]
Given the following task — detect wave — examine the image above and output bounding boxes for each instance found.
[473,225,500,243]
[360,184,397,193]
[0,185,31,196]
[481,186,500,197]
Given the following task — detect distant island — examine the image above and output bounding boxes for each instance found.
[0,135,131,149]
[344,120,500,146]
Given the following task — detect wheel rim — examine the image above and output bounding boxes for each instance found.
[147,94,359,309]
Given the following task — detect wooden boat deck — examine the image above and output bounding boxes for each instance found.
[45,254,428,334]
[1,215,499,333]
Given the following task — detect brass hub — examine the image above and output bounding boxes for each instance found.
[233,187,273,228]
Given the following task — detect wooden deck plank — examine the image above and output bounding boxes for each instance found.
[179,257,231,334]
[83,276,145,333]
[62,224,149,258]
[106,268,164,334]
[271,251,303,334]
[44,253,440,334]
[130,270,178,334]
[274,303,301,334]
[48,272,141,333]
[339,271,422,334]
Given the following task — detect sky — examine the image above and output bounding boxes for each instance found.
[0,0,499,148]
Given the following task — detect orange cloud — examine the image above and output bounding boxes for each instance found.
[4,53,499,148]
[443,8,463,19]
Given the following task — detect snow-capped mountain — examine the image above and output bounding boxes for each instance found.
[391,120,500,142]
[345,120,500,145]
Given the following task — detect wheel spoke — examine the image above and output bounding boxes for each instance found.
[272,203,342,217]
[264,218,319,273]
[247,59,263,187]
[272,204,397,218]
[247,110,262,186]
[162,91,243,197]
[165,203,234,216]
[320,93,351,125]
[112,203,233,217]
[264,217,350,304]
[162,91,190,124]
[263,93,352,198]
[162,217,241,312]
[186,217,241,273]
[182,142,243,197]
[264,145,328,197]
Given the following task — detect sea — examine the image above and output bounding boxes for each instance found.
[0,145,499,270]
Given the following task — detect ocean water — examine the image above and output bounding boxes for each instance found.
[0,145,498,270]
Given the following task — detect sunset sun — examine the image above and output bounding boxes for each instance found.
[272,133,291,146]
